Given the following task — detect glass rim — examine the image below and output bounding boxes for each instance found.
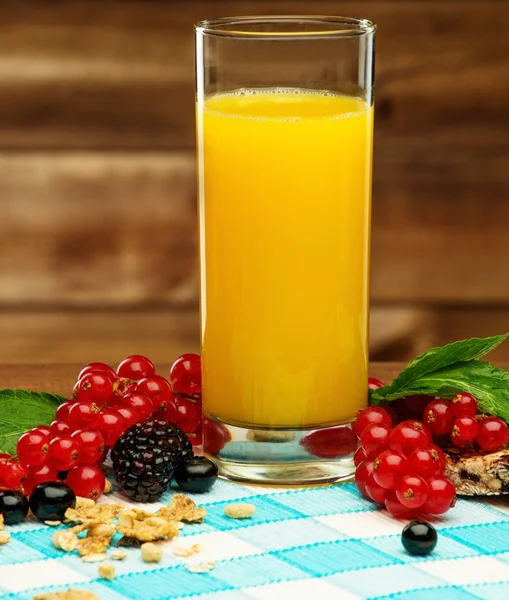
[194,15,376,39]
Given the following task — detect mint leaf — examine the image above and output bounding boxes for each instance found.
[0,389,65,455]
[374,333,508,401]
[372,360,509,423]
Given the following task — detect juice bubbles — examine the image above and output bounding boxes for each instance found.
[198,88,373,428]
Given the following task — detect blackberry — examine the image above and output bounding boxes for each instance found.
[112,419,192,502]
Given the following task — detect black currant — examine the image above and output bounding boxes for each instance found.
[174,456,218,493]
[0,490,29,525]
[29,482,76,522]
[401,520,437,556]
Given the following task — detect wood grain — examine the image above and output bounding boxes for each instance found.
[0,0,506,158]
[0,306,430,365]
[0,309,200,366]
[1,151,508,305]
[0,0,507,363]
[0,152,198,305]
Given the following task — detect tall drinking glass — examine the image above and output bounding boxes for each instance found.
[195,16,375,483]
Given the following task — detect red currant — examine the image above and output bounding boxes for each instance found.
[47,436,80,471]
[429,443,446,472]
[175,397,202,433]
[121,392,154,420]
[135,375,173,410]
[23,463,59,495]
[365,472,387,504]
[451,416,479,447]
[476,417,509,452]
[404,395,434,417]
[354,459,374,499]
[368,377,384,390]
[0,455,9,485]
[65,464,105,501]
[451,392,478,418]
[389,420,432,457]
[424,399,454,435]
[301,426,358,459]
[372,450,408,490]
[353,407,392,438]
[75,371,113,406]
[115,406,141,429]
[56,401,74,422]
[50,420,72,436]
[78,362,116,383]
[17,429,50,467]
[396,474,429,509]
[408,445,445,478]
[109,378,131,405]
[160,400,179,424]
[384,489,417,519]
[68,401,101,429]
[360,424,391,459]
[189,430,203,447]
[379,403,398,427]
[71,429,105,464]
[203,417,231,456]
[117,355,155,381]
[421,475,456,514]
[96,409,127,446]
[32,425,52,437]
[354,446,368,467]
[2,460,27,489]
[170,353,201,396]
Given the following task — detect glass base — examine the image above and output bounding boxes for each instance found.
[204,415,357,485]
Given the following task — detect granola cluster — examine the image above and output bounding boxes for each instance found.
[48,493,207,571]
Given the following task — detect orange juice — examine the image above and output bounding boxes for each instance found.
[197,88,373,428]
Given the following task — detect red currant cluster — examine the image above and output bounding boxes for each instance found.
[354,406,456,518]
[0,353,202,501]
[423,394,509,452]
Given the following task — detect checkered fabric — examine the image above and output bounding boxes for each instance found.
[2,479,509,600]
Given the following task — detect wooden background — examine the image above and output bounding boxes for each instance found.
[1,0,508,368]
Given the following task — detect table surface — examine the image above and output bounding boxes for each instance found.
[4,362,509,600]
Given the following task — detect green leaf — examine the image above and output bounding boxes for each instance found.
[372,333,508,402]
[0,389,65,455]
[372,360,509,423]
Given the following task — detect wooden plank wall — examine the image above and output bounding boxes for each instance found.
[1,0,508,366]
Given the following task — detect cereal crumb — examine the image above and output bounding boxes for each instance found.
[0,514,4,530]
[33,590,100,600]
[224,503,256,519]
[66,503,123,526]
[157,494,207,523]
[117,509,179,542]
[110,549,127,560]
[81,553,107,563]
[103,479,112,494]
[185,561,215,573]
[45,520,62,527]
[98,561,116,580]
[76,497,96,509]
[77,535,111,557]
[87,524,116,538]
[173,543,202,558]
[52,530,78,552]
[141,542,163,563]
[0,531,10,545]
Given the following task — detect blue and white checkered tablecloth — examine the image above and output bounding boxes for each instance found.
[2,477,509,600]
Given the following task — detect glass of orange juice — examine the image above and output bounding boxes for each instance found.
[195,16,376,483]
